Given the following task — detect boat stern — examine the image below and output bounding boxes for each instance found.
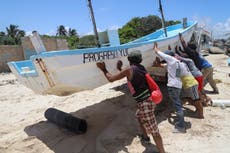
[7,60,51,94]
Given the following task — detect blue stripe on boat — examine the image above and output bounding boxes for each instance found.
[8,60,38,77]
[29,21,197,60]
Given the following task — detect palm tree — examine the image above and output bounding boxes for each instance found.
[15,30,25,44]
[56,25,67,36]
[6,24,19,38]
[0,31,5,36]
[0,31,6,45]
[6,24,25,45]
[68,28,78,37]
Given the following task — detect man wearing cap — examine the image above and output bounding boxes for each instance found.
[153,42,186,133]
[96,50,165,153]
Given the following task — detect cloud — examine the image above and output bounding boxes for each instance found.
[192,16,212,28]
[45,29,56,36]
[25,31,32,36]
[45,26,70,36]
[79,24,121,37]
[84,25,120,35]
[192,16,230,38]
[65,26,70,31]
[212,18,230,38]
[108,25,121,30]
[80,28,103,37]
[191,16,213,35]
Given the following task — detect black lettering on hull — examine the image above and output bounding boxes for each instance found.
[83,49,129,63]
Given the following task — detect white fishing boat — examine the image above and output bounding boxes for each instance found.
[8,21,198,95]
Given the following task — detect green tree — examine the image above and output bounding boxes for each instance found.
[68,28,78,37]
[56,25,67,36]
[119,17,141,43]
[6,25,19,38]
[67,36,79,49]
[77,35,97,48]
[165,20,181,26]
[15,30,25,44]
[138,15,162,36]
[67,28,79,49]
[0,31,5,45]
[43,26,80,49]
[119,15,181,44]
[119,15,162,44]
[0,31,5,36]
[5,24,25,45]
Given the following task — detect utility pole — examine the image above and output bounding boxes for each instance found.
[87,0,101,47]
[159,0,167,37]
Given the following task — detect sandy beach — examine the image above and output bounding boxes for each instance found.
[0,54,230,153]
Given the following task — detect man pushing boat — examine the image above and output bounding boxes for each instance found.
[96,50,166,153]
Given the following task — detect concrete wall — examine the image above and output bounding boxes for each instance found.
[0,37,69,72]
[0,45,24,72]
[21,37,69,59]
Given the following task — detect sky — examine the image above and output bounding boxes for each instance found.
[1,0,230,38]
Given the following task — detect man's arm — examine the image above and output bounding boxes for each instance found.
[153,42,175,64]
[153,57,166,68]
[175,45,188,57]
[179,33,198,58]
[96,61,130,82]
[179,33,187,50]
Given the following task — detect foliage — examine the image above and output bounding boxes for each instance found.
[119,15,163,43]
[55,25,80,49]
[56,25,67,36]
[67,36,80,49]
[0,24,25,45]
[68,28,78,37]
[76,35,97,48]
[0,31,5,36]
[0,35,15,45]
[55,16,181,47]
[119,15,180,44]
[165,20,181,26]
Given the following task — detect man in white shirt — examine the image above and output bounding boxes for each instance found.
[153,42,186,133]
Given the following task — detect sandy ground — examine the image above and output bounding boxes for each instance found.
[0,54,230,153]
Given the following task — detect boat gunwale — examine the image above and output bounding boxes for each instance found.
[29,21,197,60]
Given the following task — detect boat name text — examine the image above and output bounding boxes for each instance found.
[83,49,128,63]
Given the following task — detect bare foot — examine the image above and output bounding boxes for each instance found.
[194,111,204,119]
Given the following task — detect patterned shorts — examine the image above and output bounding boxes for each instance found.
[136,98,159,135]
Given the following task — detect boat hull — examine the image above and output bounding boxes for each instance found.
[8,21,197,95]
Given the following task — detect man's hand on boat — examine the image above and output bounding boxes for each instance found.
[179,33,185,41]
[96,61,107,72]
[153,42,161,52]
[178,33,187,48]
[117,60,123,71]
[168,45,172,50]
[175,45,178,52]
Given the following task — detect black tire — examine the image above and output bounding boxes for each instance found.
[44,108,87,134]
